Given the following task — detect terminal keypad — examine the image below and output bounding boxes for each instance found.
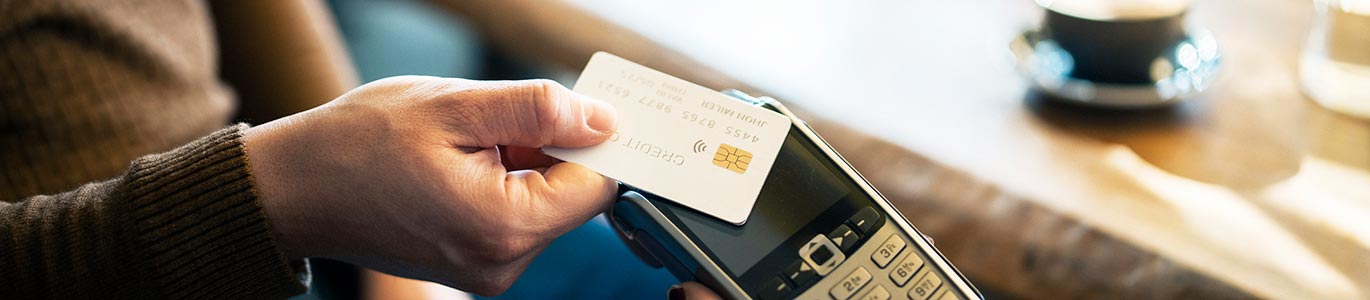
[767,207,962,300]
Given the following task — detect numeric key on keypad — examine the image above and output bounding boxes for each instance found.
[856,285,891,300]
[889,253,924,286]
[870,236,905,268]
[829,266,872,300]
[908,273,943,300]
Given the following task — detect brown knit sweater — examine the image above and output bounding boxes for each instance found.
[2,0,307,299]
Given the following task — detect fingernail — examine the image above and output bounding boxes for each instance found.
[667,285,684,300]
[583,99,617,134]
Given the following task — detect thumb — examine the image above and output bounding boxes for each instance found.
[455,79,617,148]
[504,162,618,231]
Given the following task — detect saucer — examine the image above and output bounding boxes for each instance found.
[1010,28,1222,108]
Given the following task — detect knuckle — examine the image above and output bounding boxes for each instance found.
[525,78,565,96]
[523,80,569,139]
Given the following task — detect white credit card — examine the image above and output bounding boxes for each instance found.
[545,52,791,225]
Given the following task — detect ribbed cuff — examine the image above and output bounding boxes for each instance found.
[114,124,307,299]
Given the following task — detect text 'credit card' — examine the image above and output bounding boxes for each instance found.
[544,52,791,225]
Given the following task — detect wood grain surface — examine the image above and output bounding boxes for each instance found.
[438,0,1370,298]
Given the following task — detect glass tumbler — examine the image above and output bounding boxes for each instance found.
[1301,0,1370,119]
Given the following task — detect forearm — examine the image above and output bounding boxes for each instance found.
[0,125,307,299]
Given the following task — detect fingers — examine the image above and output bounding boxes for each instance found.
[668,282,723,300]
[498,146,560,170]
[457,79,617,148]
[504,162,617,228]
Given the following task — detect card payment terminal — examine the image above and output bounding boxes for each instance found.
[609,91,982,300]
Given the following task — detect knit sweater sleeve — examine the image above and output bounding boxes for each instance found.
[0,124,309,299]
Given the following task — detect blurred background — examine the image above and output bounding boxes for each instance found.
[209,0,1369,299]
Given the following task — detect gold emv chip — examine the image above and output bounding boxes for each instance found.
[712,143,753,174]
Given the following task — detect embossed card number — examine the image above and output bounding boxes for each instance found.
[545,52,791,225]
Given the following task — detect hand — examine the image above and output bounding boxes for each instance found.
[243,76,618,295]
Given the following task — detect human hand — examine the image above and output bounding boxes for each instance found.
[243,76,617,295]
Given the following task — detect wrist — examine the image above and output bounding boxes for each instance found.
[244,118,316,260]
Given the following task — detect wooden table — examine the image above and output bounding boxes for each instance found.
[442,0,1370,298]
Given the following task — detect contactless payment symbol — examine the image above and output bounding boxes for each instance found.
[712,143,753,174]
[693,139,709,153]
